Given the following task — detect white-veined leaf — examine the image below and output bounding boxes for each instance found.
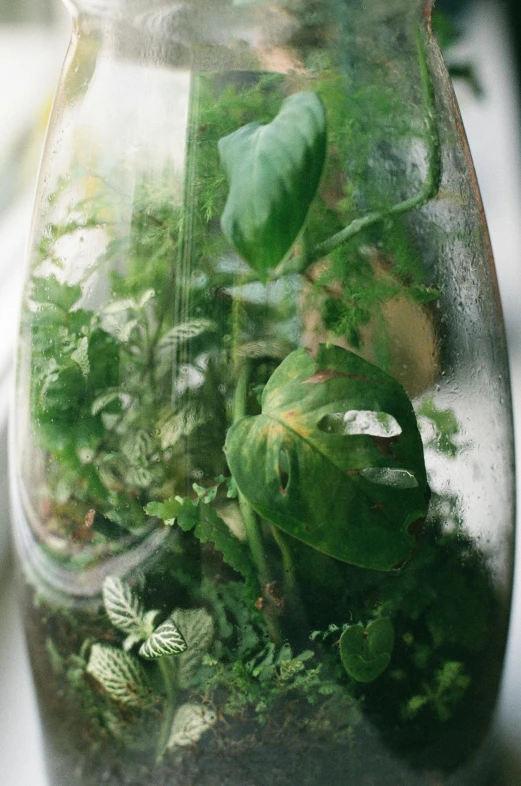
[127,466,153,489]
[158,405,208,450]
[172,608,214,688]
[123,633,143,652]
[91,390,132,416]
[86,644,153,707]
[167,703,217,749]
[138,289,155,308]
[102,297,138,315]
[157,319,216,354]
[102,291,154,315]
[71,336,90,377]
[102,576,146,635]
[139,618,187,659]
[123,429,153,466]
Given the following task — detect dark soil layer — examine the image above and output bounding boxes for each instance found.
[41,706,499,786]
[21,573,506,786]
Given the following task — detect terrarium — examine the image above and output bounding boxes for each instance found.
[10,0,515,784]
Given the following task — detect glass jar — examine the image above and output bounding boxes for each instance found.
[10,1,515,784]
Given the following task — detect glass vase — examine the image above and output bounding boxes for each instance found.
[10,1,515,784]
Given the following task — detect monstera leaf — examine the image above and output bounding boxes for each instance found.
[225,345,429,571]
[218,91,327,280]
[340,619,395,683]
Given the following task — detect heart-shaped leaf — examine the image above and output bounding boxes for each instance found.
[225,345,429,571]
[218,91,327,280]
[340,618,395,683]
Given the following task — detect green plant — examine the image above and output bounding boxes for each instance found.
[86,576,215,758]
[21,20,500,778]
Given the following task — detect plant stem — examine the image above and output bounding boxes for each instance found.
[233,358,252,421]
[270,25,441,281]
[233,360,282,643]
[238,491,269,586]
[144,236,177,376]
[270,525,299,603]
[234,361,270,587]
[156,656,178,761]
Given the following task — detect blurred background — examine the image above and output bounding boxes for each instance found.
[0,0,520,783]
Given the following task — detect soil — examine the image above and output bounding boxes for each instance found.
[39,705,499,786]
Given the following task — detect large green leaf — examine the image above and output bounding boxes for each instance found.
[225,345,429,571]
[218,91,327,280]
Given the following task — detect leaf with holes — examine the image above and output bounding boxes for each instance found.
[340,618,395,683]
[225,344,429,571]
[86,644,153,707]
[219,91,327,280]
[139,618,187,659]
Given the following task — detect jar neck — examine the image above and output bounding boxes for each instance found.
[65,0,431,72]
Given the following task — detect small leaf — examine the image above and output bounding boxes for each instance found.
[418,398,459,457]
[86,644,152,707]
[123,633,144,652]
[30,275,81,310]
[157,404,207,449]
[146,496,257,585]
[167,703,217,749]
[127,466,153,489]
[71,336,90,377]
[193,482,219,504]
[145,496,199,528]
[157,319,216,353]
[194,503,258,586]
[172,608,214,688]
[92,390,131,416]
[102,577,148,637]
[225,344,429,571]
[123,429,153,466]
[139,618,187,659]
[225,476,238,499]
[219,91,327,279]
[340,618,395,683]
[173,608,214,650]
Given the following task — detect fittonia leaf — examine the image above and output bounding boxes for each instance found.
[167,703,217,750]
[218,91,327,280]
[340,619,395,683]
[102,576,148,636]
[139,618,187,660]
[86,645,153,708]
[172,608,215,688]
[225,345,429,571]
